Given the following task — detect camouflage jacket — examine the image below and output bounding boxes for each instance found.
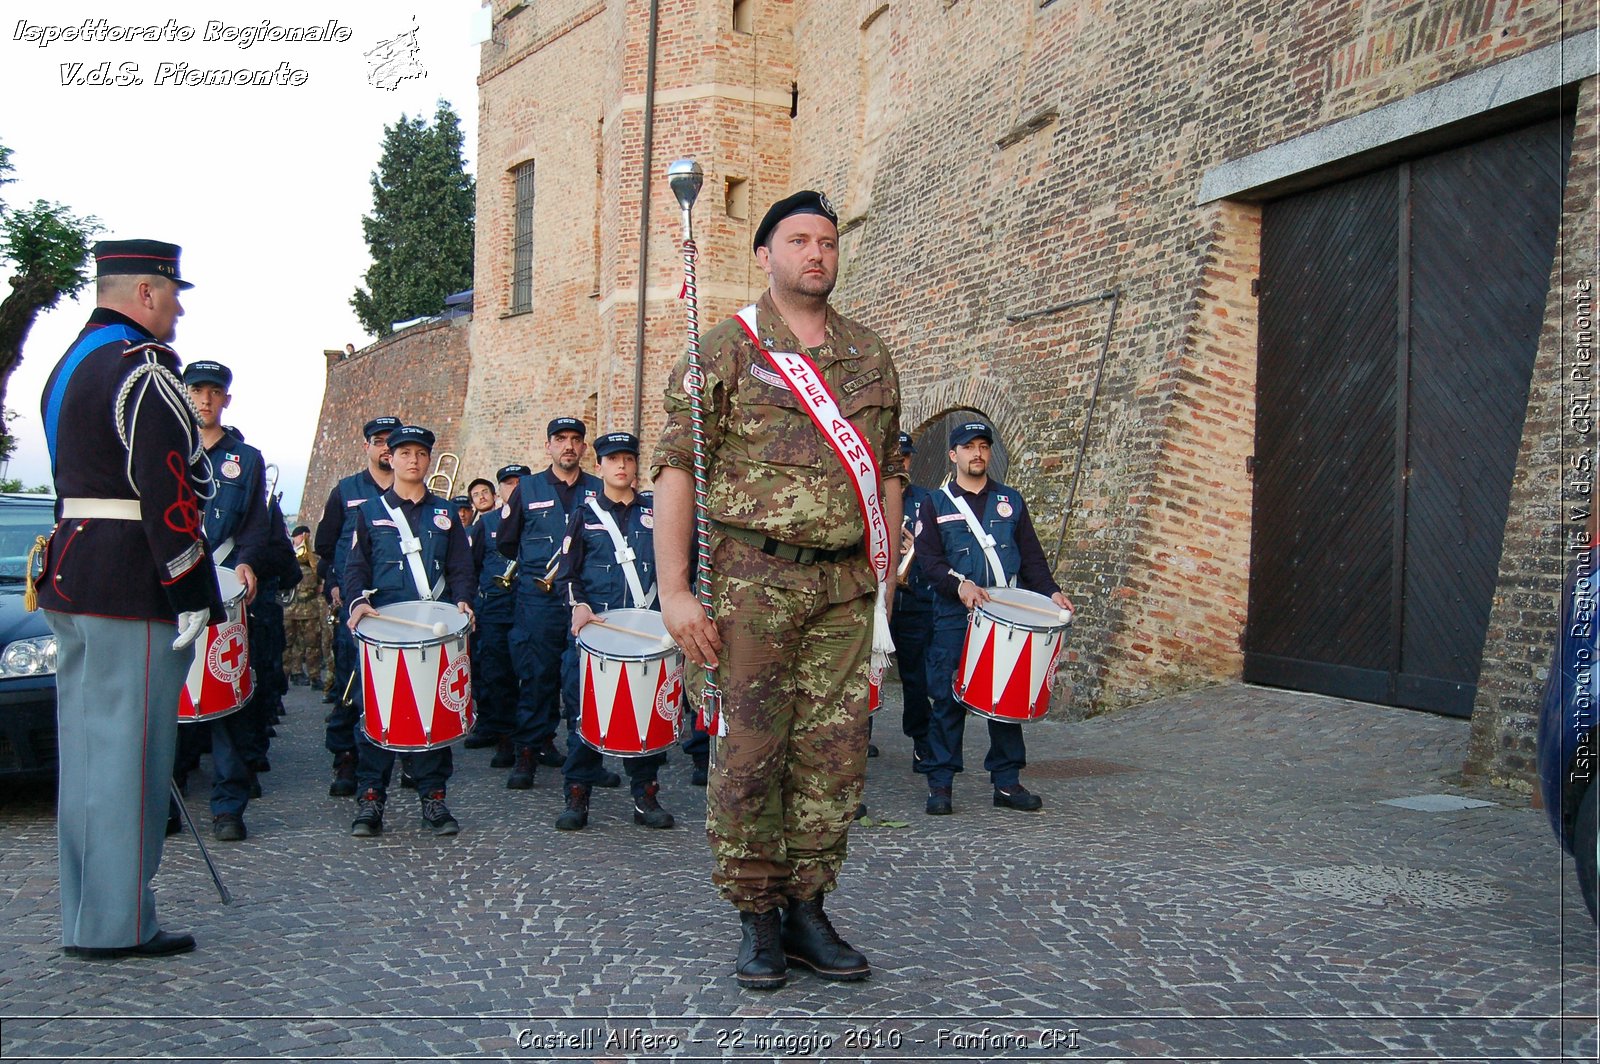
[653,291,906,600]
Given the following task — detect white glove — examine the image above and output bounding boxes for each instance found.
[172,609,209,650]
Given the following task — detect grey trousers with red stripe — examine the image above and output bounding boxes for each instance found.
[47,611,187,949]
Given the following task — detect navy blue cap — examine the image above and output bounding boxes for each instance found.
[753,190,838,251]
[547,417,586,439]
[93,238,193,289]
[897,431,915,455]
[496,463,532,482]
[594,431,640,459]
[450,495,472,508]
[948,421,994,449]
[362,416,402,441]
[385,425,435,452]
[183,360,231,389]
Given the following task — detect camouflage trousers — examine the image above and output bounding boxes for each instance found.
[704,572,873,912]
[283,605,326,683]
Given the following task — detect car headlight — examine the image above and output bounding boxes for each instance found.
[0,634,57,678]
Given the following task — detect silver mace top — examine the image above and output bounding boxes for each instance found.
[667,158,703,241]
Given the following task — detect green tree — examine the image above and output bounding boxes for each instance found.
[351,100,475,337]
[0,140,99,433]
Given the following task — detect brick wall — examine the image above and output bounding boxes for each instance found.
[310,0,1596,786]
[299,317,471,540]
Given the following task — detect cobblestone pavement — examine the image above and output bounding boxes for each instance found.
[0,679,1596,1063]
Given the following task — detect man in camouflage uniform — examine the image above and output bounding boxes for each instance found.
[283,525,325,687]
[654,190,905,990]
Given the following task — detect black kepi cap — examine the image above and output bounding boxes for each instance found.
[547,417,586,439]
[752,190,838,252]
[593,431,640,458]
[183,360,231,389]
[497,464,532,482]
[93,239,193,289]
[362,416,402,441]
[385,425,435,451]
[949,421,994,449]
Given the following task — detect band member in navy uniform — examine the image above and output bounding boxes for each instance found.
[891,431,935,768]
[313,414,401,796]
[549,432,676,831]
[343,425,475,837]
[914,421,1073,816]
[452,494,475,529]
[498,419,602,789]
[37,238,223,959]
[177,362,271,841]
[464,464,529,765]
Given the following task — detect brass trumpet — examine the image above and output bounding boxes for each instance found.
[492,559,519,590]
[426,451,460,497]
[532,554,562,594]
[896,527,916,587]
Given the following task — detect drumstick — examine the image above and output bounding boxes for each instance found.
[366,611,450,637]
[988,596,1073,623]
[589,618,678,649]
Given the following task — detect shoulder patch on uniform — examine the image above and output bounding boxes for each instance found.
[220,460,241,480]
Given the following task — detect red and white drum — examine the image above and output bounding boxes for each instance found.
[178,565,253,723]
[354,600,475,752]
[953,586,1071,723]
[576,608,685,756]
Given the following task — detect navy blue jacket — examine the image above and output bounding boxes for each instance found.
[342,489,474,611]
[313,469,388,593]
[37,309,222,622]
[496,466,602,597]
[914,478,1061,624]
[894,483,937,614]
[469,506,516,621]
[551,490,658,613]
[200,429,270,572]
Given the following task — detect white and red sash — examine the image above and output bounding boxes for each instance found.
[734,306,895,663]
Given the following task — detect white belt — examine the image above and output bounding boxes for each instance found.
[61,498,141,520]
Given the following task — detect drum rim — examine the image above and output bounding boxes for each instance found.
[973,587,1071,634]
[351,601,471,649]
[576,607,676,663]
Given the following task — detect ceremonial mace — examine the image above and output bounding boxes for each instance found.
[667,158,722,739]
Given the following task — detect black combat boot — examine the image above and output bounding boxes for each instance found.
[735,910,787,990]
[490,736,516,768]
[420,790,460,836]
[555,784,590,830]
[631,782,674,829]
[350,788,385,837]
[691,754,709,787]
[781,896,870,981]
[506,746,537,789]
[328,751,357,797]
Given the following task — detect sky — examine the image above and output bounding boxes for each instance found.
[0,1,484,516]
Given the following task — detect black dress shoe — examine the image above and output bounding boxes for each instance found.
[735,910,787,989]
[781,896,869,980]
[66,930,196,959]
[993,784,1043,811]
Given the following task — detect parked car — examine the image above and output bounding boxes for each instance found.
[1537,543,1599,922]
[0,493,59,780]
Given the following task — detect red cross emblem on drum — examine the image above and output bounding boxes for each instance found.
[656,665,684,723]
[207,622,249,685]
[438,657,472,716]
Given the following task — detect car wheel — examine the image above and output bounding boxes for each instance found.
[1576,780,1598,924]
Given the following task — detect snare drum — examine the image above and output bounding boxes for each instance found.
[354,600,475,751]
[576,608,685,756]
[953,587,1070,723]
[178,565,253,723]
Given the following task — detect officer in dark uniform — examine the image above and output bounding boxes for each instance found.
[913,421,1073,815]
[452,494,474,529]
[239,448,300,780]
[549,432,675,831]
[498,419,603,789]
[342,425,476,837]
[38,238,223,958]
[463,464,530,764]
[313,414,401,796]
[891,431,935,768]
[178,362,272,842]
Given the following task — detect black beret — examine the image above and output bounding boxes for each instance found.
[752,190,838,251]
[93,238,193,289]
[183,360,231,389]
[385,425,435,451]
